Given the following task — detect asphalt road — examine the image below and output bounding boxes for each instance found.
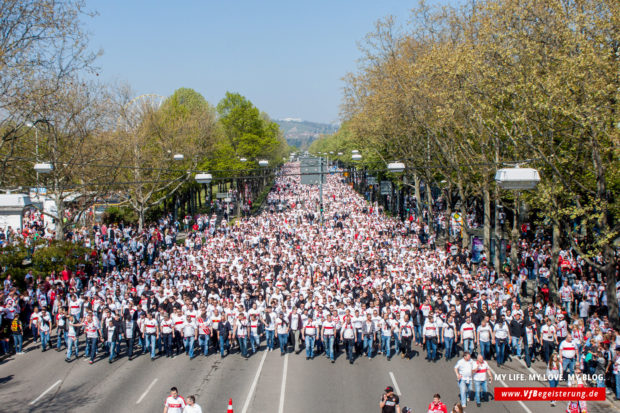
[1,340,619,413]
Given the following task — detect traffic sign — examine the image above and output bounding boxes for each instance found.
[380,181,392,195]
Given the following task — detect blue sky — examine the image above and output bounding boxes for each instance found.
[86,1,432,123]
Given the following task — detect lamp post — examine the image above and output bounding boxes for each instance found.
[387,162,406,219]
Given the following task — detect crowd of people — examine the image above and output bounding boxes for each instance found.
[1,162,619,408]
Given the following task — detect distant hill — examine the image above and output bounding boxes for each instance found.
[275,119,339,150]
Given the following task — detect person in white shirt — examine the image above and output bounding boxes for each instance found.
[183,395,202,413]
[182,315,197,359]
[321,314,336,363]
[302,315,318,359]
[559,333,579,376]
[164,387,186,413]
[454,352,474,408]
[422,314,439,361]
[473,354,492,407]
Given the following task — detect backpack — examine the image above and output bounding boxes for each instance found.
[10,319,20,333]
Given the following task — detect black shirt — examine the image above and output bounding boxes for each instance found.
[381,393,399,413]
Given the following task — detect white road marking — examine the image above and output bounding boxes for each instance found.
[29,379,62,405]
[241,350,268,413]
[136,378,158,405]
[488,365,533,413]
[389,372,401,396]
[278,353,288,413]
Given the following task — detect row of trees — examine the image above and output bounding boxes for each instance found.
[0,1,291,234]
[316,0,619,324]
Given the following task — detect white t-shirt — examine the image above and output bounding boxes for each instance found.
[455,358,474,382]
[183,404,202,413]
[165,396,186,413]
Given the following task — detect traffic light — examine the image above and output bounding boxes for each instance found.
[320,203,324,213]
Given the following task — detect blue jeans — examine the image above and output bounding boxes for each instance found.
[381,335,391,358]
[66,336,79,358]
[250,333,260,353]
[324,335,335,360]
[344,339,355,361]
[414,325,423,345]
[278,333,289,354]
[496,340,507,365]
[144,334,156,358]
[444,337,454,360]
[363,335,374,358]
[183,336,195,358]
[198,335,210,356]
[265,330,275,350]
[162,334,172,357]
[480,341,491,360]
[615,373,620,399]
[86,337,98,362]
[31,325,39,342]
[392,333,400,355]
[562,357,576,376]
[511,337,522,357]
[40,331,50,351]
[459,379,472,406]
[474,380,488,404]
[305,336,315,358]
[237,336,248,357]
[107,341,116,361]
[12,334,23,353]
[425,338,437,360]
[57,331,67,349]
[463,338,474,355]
[219,335,229,356]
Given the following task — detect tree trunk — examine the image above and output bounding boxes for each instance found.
[138,208,145,231]
[510,194,519,272]
[550,220,561,302]
[482,182,492,262]
[603,245,619,329]
[413,173,422,220]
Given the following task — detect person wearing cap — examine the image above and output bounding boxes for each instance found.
[380,386,400,413]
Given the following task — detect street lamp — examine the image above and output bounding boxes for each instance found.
[258,160,269,167]
[495,166,540,190]
[195,173,212,184]
[173,153,184,161]
[387,162,406,173]
[351,154,362,161]
[239,158,247,163]
[34,163,53,174]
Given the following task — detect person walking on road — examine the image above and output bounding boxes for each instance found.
[427,393,448,413]
[182,395,202,413]
[454,351,474,408]
[380,386,400,413]
[473,354,492,407]
[164,387,186,413]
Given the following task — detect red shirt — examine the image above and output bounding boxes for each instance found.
[427,402,448,413]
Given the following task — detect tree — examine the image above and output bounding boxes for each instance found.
[117,88,218,229]
[0,0,98,180]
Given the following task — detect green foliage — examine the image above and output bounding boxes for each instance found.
[103,206,138,225]
[1,241,92,286]
[32,241,91,275]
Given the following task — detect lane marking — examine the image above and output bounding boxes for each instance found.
[278,353,288,413]
[241,350,268,413]
[30,379,62,406]
[136,378,158,405]
[389,372,401,396]
[488,365,533,413]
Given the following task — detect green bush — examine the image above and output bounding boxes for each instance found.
[102,206,138,225]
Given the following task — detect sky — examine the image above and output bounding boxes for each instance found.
[85,0,429,124]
